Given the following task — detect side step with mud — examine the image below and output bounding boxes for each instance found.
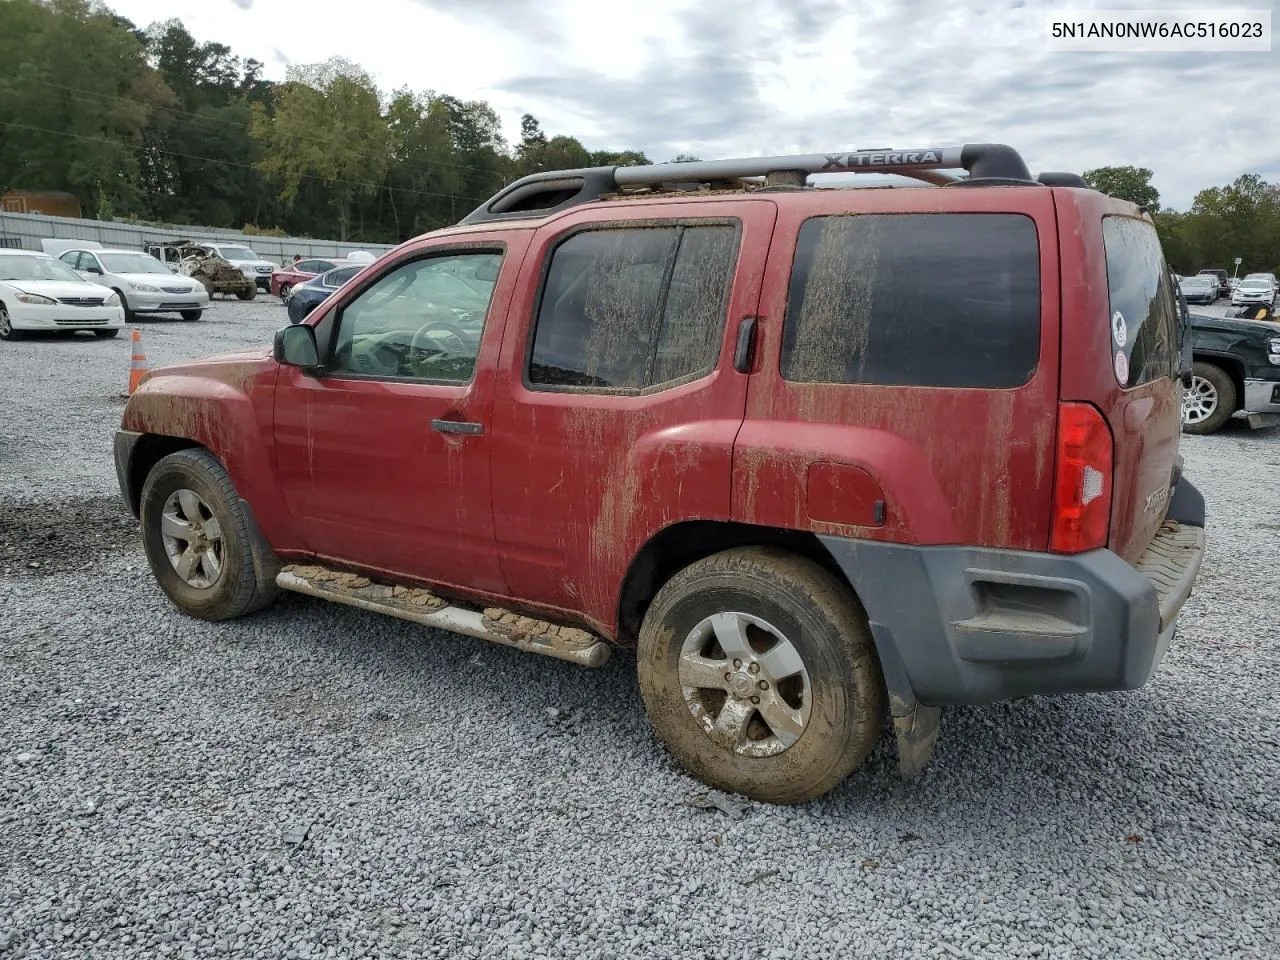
[275,565,611,668]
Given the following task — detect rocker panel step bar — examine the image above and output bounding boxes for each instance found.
[276,565,612,668]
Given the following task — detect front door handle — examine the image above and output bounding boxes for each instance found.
[431,419,484,436]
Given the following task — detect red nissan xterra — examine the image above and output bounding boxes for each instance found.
[114,144,1206,804]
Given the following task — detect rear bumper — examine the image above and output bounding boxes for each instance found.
[820,478,1206,706]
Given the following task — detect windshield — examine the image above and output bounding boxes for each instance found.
[217,246,258,261]
[100,253,171,275]
[1240,280,1270,290]
[0,255,86,283]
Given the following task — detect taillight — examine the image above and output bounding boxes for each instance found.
[1050,402,1113,553]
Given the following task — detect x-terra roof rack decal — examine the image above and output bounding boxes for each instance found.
[460,143,1089,225]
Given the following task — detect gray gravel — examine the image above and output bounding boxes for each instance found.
[2,299,1279,959]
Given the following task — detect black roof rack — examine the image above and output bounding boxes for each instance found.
[459,143,1066,225]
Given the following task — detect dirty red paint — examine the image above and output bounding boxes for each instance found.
[120,180,1183,640]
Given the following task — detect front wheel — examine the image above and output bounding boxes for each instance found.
[94,328,121,338]
[1182,361,1237,435]
[0,304,23,341]
[140,448,279,620]
[112,289,135,323]
[181,310,203,321]
[637,547,884,805]
[279,284,292,302]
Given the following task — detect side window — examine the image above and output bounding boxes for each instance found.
[59,252,79,268]
[299,259,326,273]
[325,266,359,288]
[781,214,1042,388]
[1102,216,1177,387]
[528,223,737,390]
[330,250,502,383]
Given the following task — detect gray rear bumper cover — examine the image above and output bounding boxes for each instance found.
[820,479,1206,707]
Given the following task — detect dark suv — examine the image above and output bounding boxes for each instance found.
[114,143,1206,804]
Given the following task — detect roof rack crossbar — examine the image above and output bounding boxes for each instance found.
[459,143,1037,224]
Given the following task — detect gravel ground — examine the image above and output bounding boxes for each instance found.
[2,299,1279,959]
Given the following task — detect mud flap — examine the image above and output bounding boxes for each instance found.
[871,622,941,777]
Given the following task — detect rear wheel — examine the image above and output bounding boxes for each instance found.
[279,283,293,302]
[140,448,279,620]
[236,287,256,301]
[637,547,884,805]
[1182,360,1236,435]
[0,304,22,341]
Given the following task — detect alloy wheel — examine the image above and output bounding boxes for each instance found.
[1182,375,1218,425]
[678,611,812,758]
[159,489,225,589]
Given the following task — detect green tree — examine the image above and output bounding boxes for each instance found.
[251,58,390,240]
[1082,165,1160,209]
[0,0,167,215]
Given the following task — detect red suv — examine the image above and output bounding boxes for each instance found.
[114,144,1206,804]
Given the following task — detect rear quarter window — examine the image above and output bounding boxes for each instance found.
[781,213,1041,388]
[1102,217,1177,387]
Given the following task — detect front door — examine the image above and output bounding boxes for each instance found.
[272,237,528,596]
[488,199,778,633]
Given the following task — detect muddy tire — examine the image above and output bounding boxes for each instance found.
[236,287,256,301]
[140,448,279,621]
[637,547,884,805]
[1182,361,1236,435]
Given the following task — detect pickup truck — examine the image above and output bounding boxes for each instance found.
[1183,311,1280,434]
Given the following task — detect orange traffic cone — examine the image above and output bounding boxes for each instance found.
[127,328,150,395]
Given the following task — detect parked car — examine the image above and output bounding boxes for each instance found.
[286,265,363,323]
[271,258,345,300]
[1198,268,1231,298]
[113,143,1205,804]
[1231,277,1277,308]
[1183,309,1280,433]
[0,250,125,341]
[55,247,209,321]
[1178,275,1218,304]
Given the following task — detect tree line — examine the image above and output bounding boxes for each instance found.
[1085,166,1279,277]
[1,0,1277,266]
[0,0,656,242]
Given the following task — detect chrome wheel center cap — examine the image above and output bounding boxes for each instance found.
[729,670,755,698]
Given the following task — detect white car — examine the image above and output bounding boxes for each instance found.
[57,247,209,321]
[1232,277,1277,307]
[0,251,125,341]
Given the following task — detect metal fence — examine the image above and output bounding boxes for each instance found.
[0,210,398,264]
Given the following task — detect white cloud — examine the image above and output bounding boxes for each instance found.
[107,0,1280,208]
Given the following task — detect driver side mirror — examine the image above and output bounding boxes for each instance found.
[274,324,320,369]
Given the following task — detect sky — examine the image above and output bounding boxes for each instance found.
[105,0,1279,210]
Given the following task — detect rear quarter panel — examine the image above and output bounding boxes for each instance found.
[735,187,1062,550]
[1056,191,1182,564]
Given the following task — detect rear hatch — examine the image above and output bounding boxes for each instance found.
[1057,193,1183,564]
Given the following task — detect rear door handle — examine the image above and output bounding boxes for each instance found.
[734,316,759,373]
[431,419,484,436]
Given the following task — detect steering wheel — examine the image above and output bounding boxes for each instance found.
[409,320,472,376]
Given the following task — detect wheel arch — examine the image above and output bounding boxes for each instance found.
[124,433,204,516]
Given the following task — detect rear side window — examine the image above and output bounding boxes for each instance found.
[1102,217,1177,387]
[781,214,1041,388]
[529,224,737,390]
